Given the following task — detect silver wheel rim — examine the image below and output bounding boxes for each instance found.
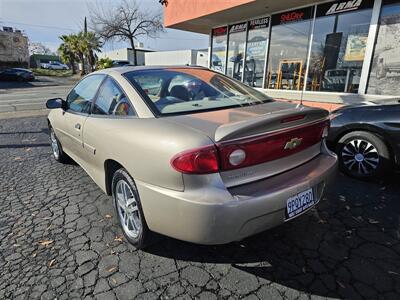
[115,180,142,239]
[341,139,379,175]
[50,129,60,159]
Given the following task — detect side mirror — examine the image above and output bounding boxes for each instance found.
[46,98,67,110]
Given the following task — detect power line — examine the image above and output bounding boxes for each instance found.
[0,20,75,32]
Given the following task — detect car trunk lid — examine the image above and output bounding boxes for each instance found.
[166,101,329,187]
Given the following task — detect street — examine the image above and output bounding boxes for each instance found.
[0,76,76,113]
[0,115,399,300]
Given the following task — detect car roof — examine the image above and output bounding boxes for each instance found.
[97,65,209,76]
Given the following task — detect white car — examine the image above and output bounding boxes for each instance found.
[41,61,69,70]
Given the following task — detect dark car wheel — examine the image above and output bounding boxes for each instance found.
[112,168,155,249]
[49,126,70,163]
[337,131,391,179]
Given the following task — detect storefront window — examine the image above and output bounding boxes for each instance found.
[307,0,373,93]
[226,22,247,81]
[368,0,400,95]
[244,17,270,87]
[266,7,314,91]
[211,26,227,73]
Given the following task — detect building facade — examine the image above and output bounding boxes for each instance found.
[0,27,29,68]
[145,49,209,67]
[164,0,400,103]
[97,47,154,66]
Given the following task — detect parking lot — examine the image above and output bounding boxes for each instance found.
[0,114,399,300]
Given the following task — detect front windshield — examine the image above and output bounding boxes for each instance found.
[123,68,273,116]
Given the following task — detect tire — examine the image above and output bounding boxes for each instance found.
[49,126,70,163]
[112,168,155,249]
[336,131,391,180]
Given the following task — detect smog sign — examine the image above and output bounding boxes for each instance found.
[212,26,227,37]
[272,7,314,26]
[229,22,247,34]
[249,17,270,30]
[316,0,374,17]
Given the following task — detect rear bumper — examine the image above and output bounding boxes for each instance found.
[137,145,337,245]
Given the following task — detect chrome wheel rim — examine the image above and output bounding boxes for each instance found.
[50,129,60,159]
[341,139,379,175]
[115,180,141,239]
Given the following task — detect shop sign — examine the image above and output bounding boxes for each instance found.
[272,7,313,26]
[212,26,227,37]
[317,0,374,17]
[249,17,270,30]
[229,22,247,34]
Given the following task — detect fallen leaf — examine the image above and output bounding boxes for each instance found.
[111,278,117,284]
[25,148,31,152]
[107,266,117,273]
[105,214,112,219]
[48,259,56,267]
[32,252,37,258]
[368,218,379,224]
[14,157,23,161]
[39,240,53,246]
[114,236,123,242]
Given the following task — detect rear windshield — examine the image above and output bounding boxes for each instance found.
[123,68,273,116]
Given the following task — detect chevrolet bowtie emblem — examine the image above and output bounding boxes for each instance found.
[284,138,303,150]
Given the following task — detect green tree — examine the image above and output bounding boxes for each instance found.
[68,33,86,76]
[58,35,77,74]
[81,31,102,72]
[96,57,113,70]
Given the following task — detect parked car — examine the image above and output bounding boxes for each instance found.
[327,100,400,179]
[41,61,69,70]
[112,60,131,67]
[0,68,35,82]
[46,66,337,248]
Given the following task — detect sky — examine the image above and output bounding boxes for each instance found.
[0,0,208,53]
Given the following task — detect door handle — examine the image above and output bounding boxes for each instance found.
[75,123,81,130]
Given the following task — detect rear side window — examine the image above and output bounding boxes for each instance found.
[92,77,135,116]
[124,68,272,116]
[67,75,105,113]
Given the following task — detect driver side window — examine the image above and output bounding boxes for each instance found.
[67,75,105,114]
[92,77,135,116]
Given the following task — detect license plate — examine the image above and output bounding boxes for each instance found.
[286,188,315,220]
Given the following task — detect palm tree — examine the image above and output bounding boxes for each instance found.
[68,33,86,75]
[82,32,102,72]
[58,35,77,74]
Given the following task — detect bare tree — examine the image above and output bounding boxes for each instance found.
[90,0,164,65]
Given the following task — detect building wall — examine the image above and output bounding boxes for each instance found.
[0,30,29,68]
[164,0,254,28]
[98,48,149,65]
[145,50,196,66]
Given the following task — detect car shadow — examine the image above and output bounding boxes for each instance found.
[144,172,400,298]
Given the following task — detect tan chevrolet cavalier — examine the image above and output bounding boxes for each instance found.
[46,66,337,248]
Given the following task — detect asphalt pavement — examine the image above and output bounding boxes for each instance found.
[0,76,76,113]
[0,115,399,299]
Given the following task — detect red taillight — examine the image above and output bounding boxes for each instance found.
[218,119,330,171]
[171,145,219,174]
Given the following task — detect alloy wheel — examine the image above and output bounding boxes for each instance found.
[115,180,142,239]
[341,139,379,176]
[50,129,60,160]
